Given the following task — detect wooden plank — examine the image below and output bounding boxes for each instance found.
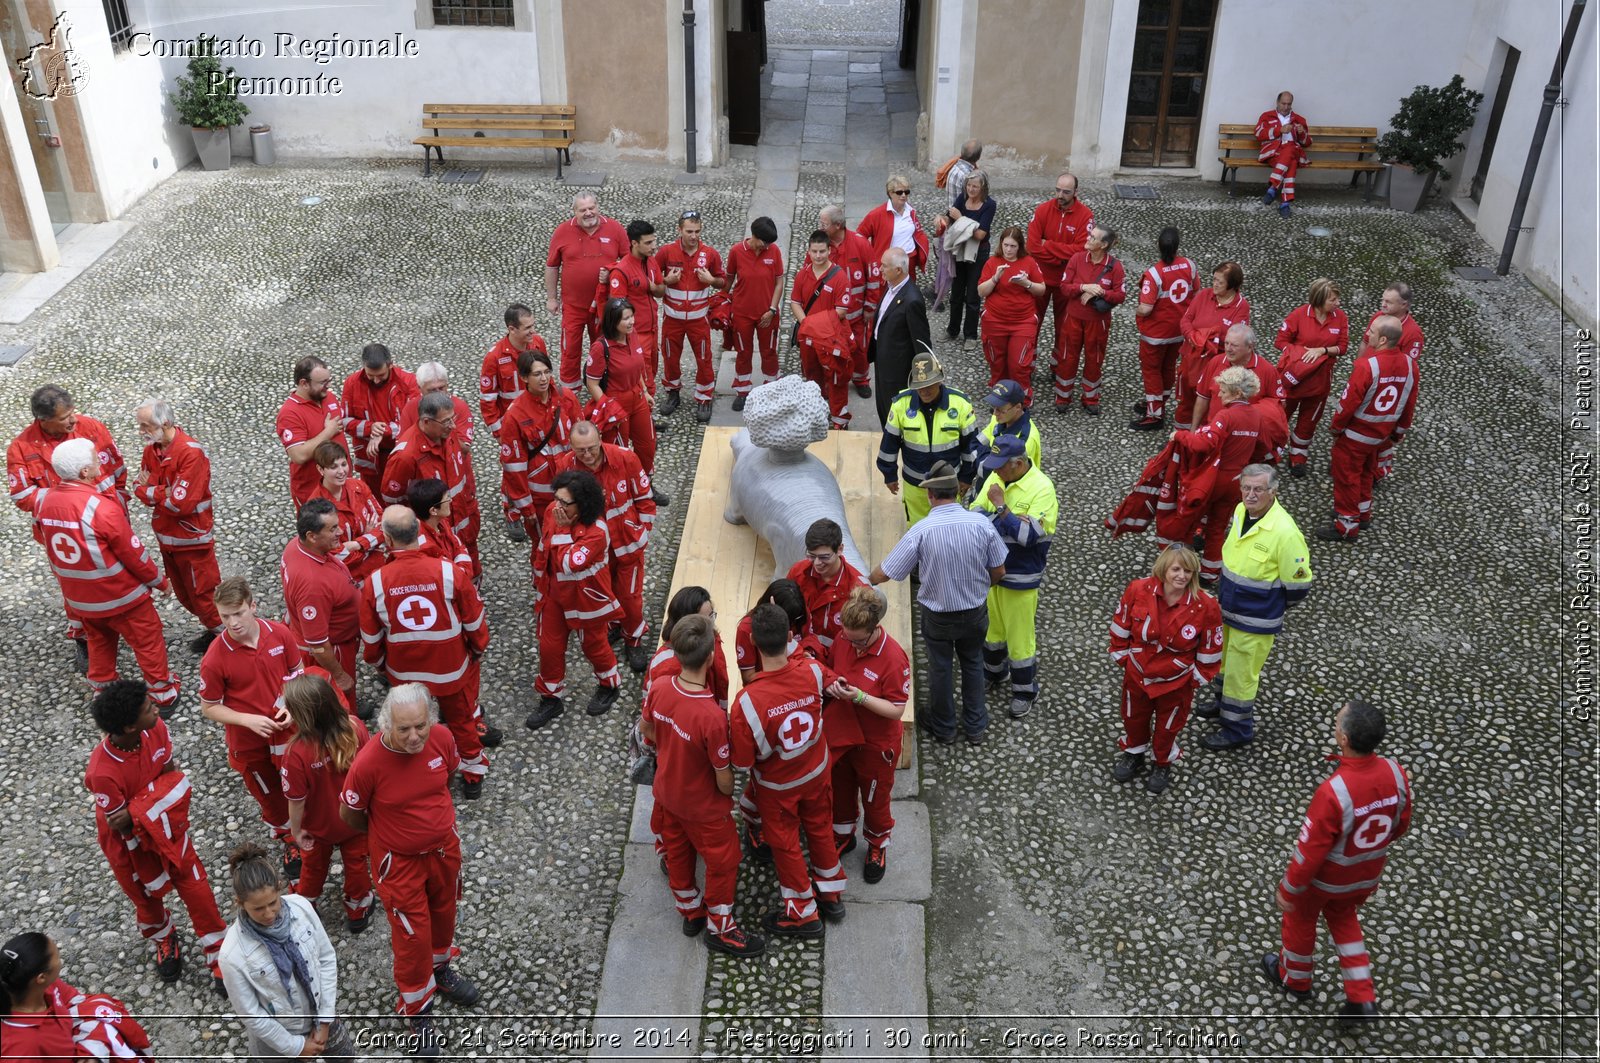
[1218,157,1383,171]
[418,118,577,131]
[422,103,576,115]
[1219,123,1377,136]
[412,135,574,149]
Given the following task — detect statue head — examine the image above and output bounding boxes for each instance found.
[744,375,829,450]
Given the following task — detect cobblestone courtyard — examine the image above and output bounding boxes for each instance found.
[0,151,1592,1060]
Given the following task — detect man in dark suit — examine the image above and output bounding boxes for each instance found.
[869,247,933,424]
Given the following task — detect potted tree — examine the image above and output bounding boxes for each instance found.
[1377,74,1483,212]
[167,35,249,171]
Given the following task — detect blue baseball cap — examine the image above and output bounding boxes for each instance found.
[985,380,1026,407]
[978,433,1027,474]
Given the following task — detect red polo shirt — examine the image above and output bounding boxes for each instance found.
[342,724,459,855]
[827,627,911,747]
[84,718,174,821]
[648,677,733,822]
[276,391,348,506]
[726,240,785,319]
[197,618,304,758]
[280,540,361,651]
[785,558,869,650]
[281,719,370,844]
[547,215,629,309]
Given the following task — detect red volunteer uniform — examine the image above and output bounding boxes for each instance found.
[1025,196,1095,363]
[795,310,855,430]
[725,239,786,396]
[586,336,658,474]
[135,427,221,632]
[604,253,663,394]
[0,978,151,1063]
[478,333,548,438]
[1328,347,1419,539]
[1276,753,1413,1002]
[1196,351,1288,411]
[730,659,846,924]
[398,392,475,450]
[1176,291,1251,425]
[84,718,228,974]
[282,721,374,921]
[533,505,622,698]
[383,424,481,580]
[978,255,1045,402]
[1055,251,1126,408]
[826,629,910,850]
[1256,109,1312,202]
[280,538,361,685]
[198,618,304,837]
[657,239,726,404]
[790,263,853,400]
[342,725,464,1016]
[342,366,419,494]
[361,551,491,780]
[827,230,880,383]
[786,558,869,652]
[34,481,178,710]
[419,518,473,577]
[309,476,386,582]
[8,414,126,514]
[1136,257,1199,419]
[547,214,629,387]
[1274,304,1352,470]
[643,635,730,858]
[1366,311,1425,480]
[554,443,655,644]
[1173,400,1287,580]
[732,614,821,676]
[498,385,581,540]
[276,390,348,508]
[1108,577,1223,765]
[649,677,743,935]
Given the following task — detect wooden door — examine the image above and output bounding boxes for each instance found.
[1121,0,1217,168]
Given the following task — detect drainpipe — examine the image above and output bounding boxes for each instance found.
[683,0,698,173]
[1497,0,1587,275]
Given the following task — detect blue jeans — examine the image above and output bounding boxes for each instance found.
[920,603,990,739]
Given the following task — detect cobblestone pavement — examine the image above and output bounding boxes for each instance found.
[0,156,1592,1060]
[766,0,901,49]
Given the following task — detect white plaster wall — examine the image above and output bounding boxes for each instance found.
[663,0,719,169]
[925,0,976,162]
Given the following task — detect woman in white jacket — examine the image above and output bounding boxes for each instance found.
[217,842,354,1061]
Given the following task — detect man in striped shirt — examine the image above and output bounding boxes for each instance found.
[870,462,1007,744]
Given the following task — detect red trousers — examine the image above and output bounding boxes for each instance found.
[850,315,871,384]
[830,739,899,847]
[558,305,601,389]
[1117,676,1195,765]
[435,678,487,780]
[1174,348,1207,426]
[1055,314,1111,407]
[84,599,179,711]
[1035,285,1073,370]
[1284,393,1330,468]
[535,608,621,698]
[100,829,227,973]
[1329,436,1380,538]
[297,831,374,921]
[611,553,647,644]
[981,323,1038,404]
[659,806,742,935]
[302,640,358,709]
[1137,338,1183,417]
[1197,485,1243,580]
[611,387,657,474]
[636,330,660,397]
[731,313,780,394]
[662,317,715,404]
[1264,146,1302,201]
[799,347,851,429]
[1278,887,1378,1002]
[161,546,221,630]
[752,777,846,922]
[373,838,462,1016]
[228,746,290,835]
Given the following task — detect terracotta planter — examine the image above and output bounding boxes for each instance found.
[190,126,231,171]
[1386,163,1436,213]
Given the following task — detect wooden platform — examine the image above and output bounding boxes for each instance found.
[663,427,915,758]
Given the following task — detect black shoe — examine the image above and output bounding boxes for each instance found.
[283,842,303,886]
[834,834,857,857]
[863,845,887,884]
[694,401,713,424]
[212,973,229,999]
[506,517,529,544]
[626,643,652,674]
[919,725,956,745]
[585,685,620,716]
[347,911,371,934]
[651,488,671,506]
[854,383,871,398]
[433,964,480,1006]
[683,915,707,937]
[525,696,564,730]
[944,327,959,340]
[1054,401,1070,416]
[410,1015,444,1058]
[745,826,772,862]
[658,390,681,416]
[608,624,625,647]
[761,909,825,938]
[1144,765,1172,794]
[1129,415,1163,431]
[816,893,846,924]
[653,416,671,432]
[1315,523,1351,542]
[1200,730,1253,751]
[1336,1001,1380,1025]
[461,776,483,800]
[1193,700,1221,720]
[965,729,985,746]
[706,926,766,957]
[1261,953,1311,1001]
[154,933,182,983]
[72,637,89,676]
[731,394,747,412]
[1112,751,1143,783]
[1289,462,1308,479]
[188,629,218,655]
[1084,404,1100,416]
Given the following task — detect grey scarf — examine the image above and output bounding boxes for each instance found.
[239,903,317,1004]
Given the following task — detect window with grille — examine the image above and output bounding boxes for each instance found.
[432,0,515,27]
[102,0,135,50]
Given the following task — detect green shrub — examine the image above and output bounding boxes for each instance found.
[1376,74,1484,180]
[167,35,249,129]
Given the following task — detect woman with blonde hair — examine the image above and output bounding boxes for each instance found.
[280,673,373,932]
[1273,277,1351,477]
[1107,545,1223,795]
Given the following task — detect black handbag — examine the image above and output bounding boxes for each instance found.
[1087,256,1119,314]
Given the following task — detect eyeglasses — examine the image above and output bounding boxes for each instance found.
[843,630,876,649]
[806,551,838,564]
[890,189,911,196]
[1239,484,1273,497]
[428,416,456,429]
[680,210,700,221]
[554,495,576,507]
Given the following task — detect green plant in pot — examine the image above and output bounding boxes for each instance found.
[167,35,249,172]
[1377,74,1483,213]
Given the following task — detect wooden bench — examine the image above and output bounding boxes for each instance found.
[413,104,575,178]
[1216,124,1384,200]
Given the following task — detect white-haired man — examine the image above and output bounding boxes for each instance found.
[820,203,881,394]
[546,192,629,389]
[341,684,480,1054]
[34,438,179,714]
[134,398,221,653]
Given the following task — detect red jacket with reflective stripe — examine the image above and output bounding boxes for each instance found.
[1332,347,1419,446]
[383,425,479,533]
[7,415,127,513]
[360,549,488,694]
[1108,576,1223,695]
[479,335,547,435]
[342,366,419,478]
[499,387,581,521]
[553,445,655,560]
[134,428,214,552]
[34,480,164,617]
[1282,753,1412,898]
[533,507,621,627]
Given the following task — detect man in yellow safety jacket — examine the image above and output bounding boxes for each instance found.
[877,350,977,526]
